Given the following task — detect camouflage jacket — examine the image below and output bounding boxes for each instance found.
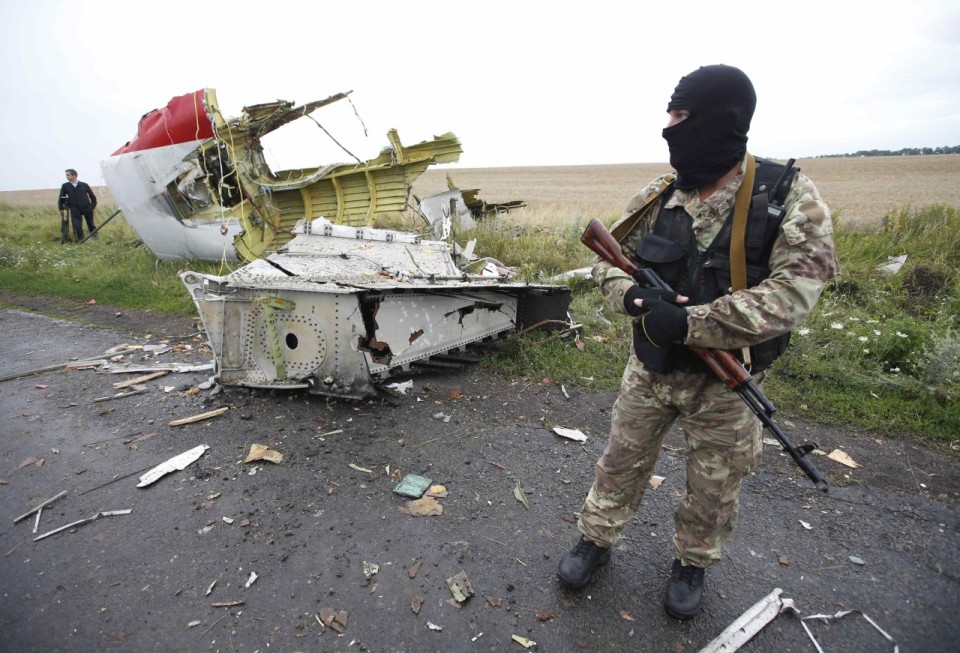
[592,161,841,350]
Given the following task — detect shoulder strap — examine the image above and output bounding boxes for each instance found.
[729,153,756,294]
[611,174,676,243]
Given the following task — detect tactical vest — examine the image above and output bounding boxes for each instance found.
[633,157,798,375]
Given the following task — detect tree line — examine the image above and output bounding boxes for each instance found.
[820,146,960,158]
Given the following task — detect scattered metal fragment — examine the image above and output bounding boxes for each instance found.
[512,634,537,648]
[137,445,210,487]
[801,609,899,652]
[14,490,68,523]
[349,463,373,474]
[212,601,244,608]
[446,571,475,604]
[849,555,866,565]
[800,520,813,530]
[649,475,666,489]
[698,588,797,653]
[513,481,530,509]
[385,380,414,395]
[205,580,217,596]
[100,362,214,374]
[553,427,587,443]
[427,622,443,632]
[393,474,432,498]
[33,507,42,534]
[245,572,258,588]
[244,444,284,464]
[33,509,132,542]
[313,429,344,439]
[168,407,228,427]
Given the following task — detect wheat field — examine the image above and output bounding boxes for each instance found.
[4,155,957,226]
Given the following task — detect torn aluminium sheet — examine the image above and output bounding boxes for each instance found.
[137,445,210,487]
[698,587,899,653]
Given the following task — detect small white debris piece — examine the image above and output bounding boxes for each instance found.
[385,380,413,395]
[762,437,782,447]
[799,520,813,530]
[245,572,258,588]
[512,634,537,648]
[137,445,210,487]
[222,517,234,524]
[198,525,215,535]
[876,254,907,276]
[827,449,861,469]
[553,427,588,443]
[649,475,666,489]
[427,622,443,631]
[14,490,69,523]
[206,580,217,596]
[363,562,379,579]
[849,556,866,565]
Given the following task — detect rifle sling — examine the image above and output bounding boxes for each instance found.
[730,153,757,366]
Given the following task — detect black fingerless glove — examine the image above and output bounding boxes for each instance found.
[636,299,689,347]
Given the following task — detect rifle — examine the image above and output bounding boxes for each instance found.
[581,218,829,492]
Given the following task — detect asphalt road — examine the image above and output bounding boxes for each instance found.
[1,307,957,653]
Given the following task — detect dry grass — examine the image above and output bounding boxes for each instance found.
[415,154,960,226]
[5,155,957,226]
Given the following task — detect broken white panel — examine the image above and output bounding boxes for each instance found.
[553,427,588,442]
[698,588,797,653]
[137,445,210,487]
[876,254,907,277]
[419,190,475,239]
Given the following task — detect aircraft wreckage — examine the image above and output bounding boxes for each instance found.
[104,89,570,399]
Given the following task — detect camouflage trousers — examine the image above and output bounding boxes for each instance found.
[578,353,763,567]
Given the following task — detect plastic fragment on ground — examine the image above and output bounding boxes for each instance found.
[827,449,861,468]
[393,474,432,498]
[512,634,537,648]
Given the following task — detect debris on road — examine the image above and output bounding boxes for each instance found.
[33,509,132,542]
[349,463,373,474]
[93,386,147,403]
[399,497,443,516]
[16,457,44,469]
[14,490,68,523]
[827,449,861,469]
[244,444,284,464]
[206,580,217,596]
[317,608,349,634]
[245,572,258,588]
[363,562,379,579]
[801,608,899,652]
[393,474,432,498]
[112,370,169,389]
[187,620,201,628]
[168,407,228,427]
[699,588,797,652]
[385,380,414,395]
[800,520,813,530]
[512,634,536,648]
[514,481,530,509]
[446,570,475,603]
[137,445,210,487]
[553,426,587,442]
[427,622,443,631]
[849,555,867,565]
[649,475,666,489]
[411,595,423,614]
[212,601,244,608]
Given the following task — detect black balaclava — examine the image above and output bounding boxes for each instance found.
[662,64,756,190]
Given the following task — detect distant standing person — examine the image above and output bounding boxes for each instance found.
[58,169,98,241]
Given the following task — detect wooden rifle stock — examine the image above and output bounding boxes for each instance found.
[580,218,829,492]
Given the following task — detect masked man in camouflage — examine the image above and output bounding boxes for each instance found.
[557,64,840,620]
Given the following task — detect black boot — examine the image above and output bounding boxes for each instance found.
[664,559,705,620]
[557,537,611,588]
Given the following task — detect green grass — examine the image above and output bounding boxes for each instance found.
[1,202,957,441]
[0,203,229,315]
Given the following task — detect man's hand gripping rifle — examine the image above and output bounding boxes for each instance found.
[581,218,829,492]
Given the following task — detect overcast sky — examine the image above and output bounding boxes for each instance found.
[2,0,958,191]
